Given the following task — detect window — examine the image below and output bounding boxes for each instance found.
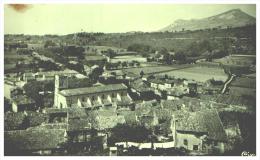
[82,97,85,101]
[193,145,198,150]
[183,139,188,146]
[120,92,124,96]
[92,96,95,101]
[112,93,115,98]
[102,94,105,99]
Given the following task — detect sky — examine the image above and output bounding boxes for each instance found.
[4,4,256,35]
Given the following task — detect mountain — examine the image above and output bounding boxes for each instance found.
[160,9,256,32]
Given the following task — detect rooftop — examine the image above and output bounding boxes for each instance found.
[60,83,127,97]
[5,128,66,151]
[175,109,227,141]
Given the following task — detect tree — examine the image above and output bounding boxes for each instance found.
[109,124,152,145]
[159,47,168,55]
[122,61,128,68]
[163,53,174,64]
[173,51,186,63]
[127,43,152,54]
[44,40,56,48]
[23,81,54,107]
[140,70,144,77]
[106,49,116,58]
[89,67,104,82]
[63,45,84,59]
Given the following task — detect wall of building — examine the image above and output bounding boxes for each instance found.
[175,132,203,151]
[12,102,18,112]
[56,90,128,108]
[4,83,15,100]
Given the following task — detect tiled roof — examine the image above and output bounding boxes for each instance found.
[4,112,26,130]
[5,128,66,150]
[68,118,92,131]
[131,79,152,92]
[60,83,127,96]
[161,100,179,111]
[166,88,186,97]
[96,110,125,130]
[175,109,227,141]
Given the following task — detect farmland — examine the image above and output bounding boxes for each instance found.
[122,65,178,76]
[110,55,147,63]
[158,66,228,82]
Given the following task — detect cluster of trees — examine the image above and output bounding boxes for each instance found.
[63,45,85,59]
[4,42,28,51]
[67,63,85,74]
[104,49,116,58]
[67,77,93,89]
[219,111,256,155]
[4,111,48,130]
[16,48,33,55]
[127,43,154,53]
[108,123,152,145]
[42,43,85,60]
[23,80,54,107]
[105,61,140,70]
[88,67,104,82]
[36,60,60,71]
[44,40,56,48]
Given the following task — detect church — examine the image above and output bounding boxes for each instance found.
[54,75,133,109]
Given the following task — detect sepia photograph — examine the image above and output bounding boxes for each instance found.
[3,2,256,157]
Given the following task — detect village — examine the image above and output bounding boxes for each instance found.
[4,5,256,156]
[4,35,256,156]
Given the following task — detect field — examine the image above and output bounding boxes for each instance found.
[158,66,228,82]
[122,66,177,75]
[110,55,147,63]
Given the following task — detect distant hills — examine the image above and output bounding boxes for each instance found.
[160,9,256,32]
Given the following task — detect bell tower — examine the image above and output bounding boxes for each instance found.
[54,75,69,107]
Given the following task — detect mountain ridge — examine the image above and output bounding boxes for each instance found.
[160,9,256,32]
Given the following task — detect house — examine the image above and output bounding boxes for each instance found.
[11,95,36,112]
[186,81,198,96]
[54,75,133,109]
[24,69,83,82]
[4,80,23,100]
[160,100,180,111]
[22,72,35,82]
[4,128,67,155]
[172,109,227,154]
[109,147,118,156]
[84,55,107,66]
[130,79,155,100]
[149,78,163,89]
[165,87,188,100]
[164,79,175,89]
[44,107,109,152]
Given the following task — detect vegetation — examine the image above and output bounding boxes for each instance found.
[219,111,256,155]
[23,80,54,107]
[109,123,152,145]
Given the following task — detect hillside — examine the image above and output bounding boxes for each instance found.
[160,9,256,32]
[88,25,256,55]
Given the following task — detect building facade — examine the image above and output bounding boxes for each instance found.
[54,75,133,109]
